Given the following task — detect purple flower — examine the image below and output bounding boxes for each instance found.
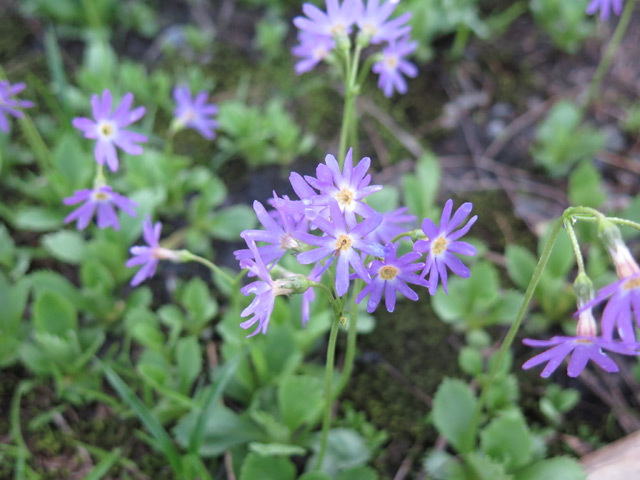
[0,80,34,133]
[304,148,382,225]
[235,199,304,267]
[586,0,624,19]
[64,185,137,230]
[356,0,412,44]
[372,36,418,98]
[578,273,640,344]
[126,216,178,286]
[172,85,219,140]
[292,32,336,74]
[296,200,384,296]
[240,241,296,337]
[366,207,416,244]
[357,243,427,312]
[522,336,638,377]
[414,199,477,295]
[293,0,362,38]
[72,89,147,172]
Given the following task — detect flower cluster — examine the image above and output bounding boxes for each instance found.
[64,85,218,233]
[235,149,477,336]
[586,0,624,20]
[292,0,418,97]
[523,222,640,378]
[0,80,34,133]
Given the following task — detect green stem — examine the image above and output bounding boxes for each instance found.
[463,216,564,453]
[181,251,235,284]
[564,219,586,276]
[337,278,362,394]
[606,216,640,232]
[338,44,362,166]
[315,314,341,470]
[583,0,637,108]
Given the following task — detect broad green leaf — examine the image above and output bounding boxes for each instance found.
[278,374,324,431]
[175,336,202,393]
[568,161,605,208]
[465,452,510,480]
[181,277,217,326]
[505,245,536,290]
[432,378,476,453]
[32,290,77,336]
[248,442,305,457]
[207,205,257,241]
[239,453,296,480]
[515,457,585,480]
[298,473,332,480]
[336,466,378,480]
[480,413,532,470]
[311,428,371,475]
[13,207,64,232]
[42,230,87,264]
[458,347,483,376]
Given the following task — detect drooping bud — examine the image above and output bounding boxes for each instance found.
[598,219,640,279]
[573,272,594,309]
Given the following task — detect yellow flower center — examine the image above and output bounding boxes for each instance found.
[93,192,110,201]
[432,236,448,255]
[624,277,640,290]
[100,123,114,136]
[336,187,355,208]
[379,265,399,280]
[386,55,398,68]
[335,234,352,252]
[331,23,346,36]
[362,23,377,36]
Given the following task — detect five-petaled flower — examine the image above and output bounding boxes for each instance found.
[372,36,418,98]
[0,80,34,133]
[72,89,147,172]
[64,185,137,231]
[172,85,219,140]
[414,199,477,295]
[357,243,427,312]
[126,216,178,286]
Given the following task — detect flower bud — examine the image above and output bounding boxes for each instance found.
[573,272,594,308]
[598,219,640,279]
[576,307,597,338]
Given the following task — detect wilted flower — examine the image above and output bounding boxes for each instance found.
[0,80,34,133]
[292,32,336,74]
[296,200,384,296]
[72,89,147,172]
[372,36,418,97]
[523,307,638,377]
[357,243,427,312]
[414,199,477,295]
[304,148,382,225]
[586,0,624,19]
[172,85,219,139]
[356,0,412,45]
[126,216,178,286]
[64,185,137,230]
[293,0,362,39]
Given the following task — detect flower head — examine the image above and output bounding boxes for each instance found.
[240,241,303,337]
[357,243,427,312]
[72,89,147,172]
[0,80,34,133]
[304,148,382,225]
[296,200,384,296]
[235,199,305,267]
[356,0,412,44]
[172,85,219,140]
[64,185,137,230]
[586,0,624,20]
[292,32,336,74]
[293,0,362,39]
[126,216,178,286]
[372,36,418,97]
[414,199,477,295]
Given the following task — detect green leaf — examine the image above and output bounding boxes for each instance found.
[568,161,605,208]
[311,428,371,475]
[540,223,575,278]
[505,245,537,290]
[465,452,510,480]
[278,374,324,431]
[13,207,64,232]
[84,448,121,480]
[32,290,77,337]
[102,364,183,476]
[459,347,483,376]
[481,413,532,470]
[336,466,378,480]
[175,336,202,393]
[298,473,332,480]
[403,153,441,219]
[181,277,217,326]
[239,453,296,480]
[207,205,257,241]
[432,378,477,453]
[248,442,305,457]
[42,231,88,264]
[514,457,585,480]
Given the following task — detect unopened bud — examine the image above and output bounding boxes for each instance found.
[275,275,312,295]
[599,219,640,279]
[573,272,594,308]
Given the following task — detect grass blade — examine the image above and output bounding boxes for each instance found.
[83,448,121,480]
